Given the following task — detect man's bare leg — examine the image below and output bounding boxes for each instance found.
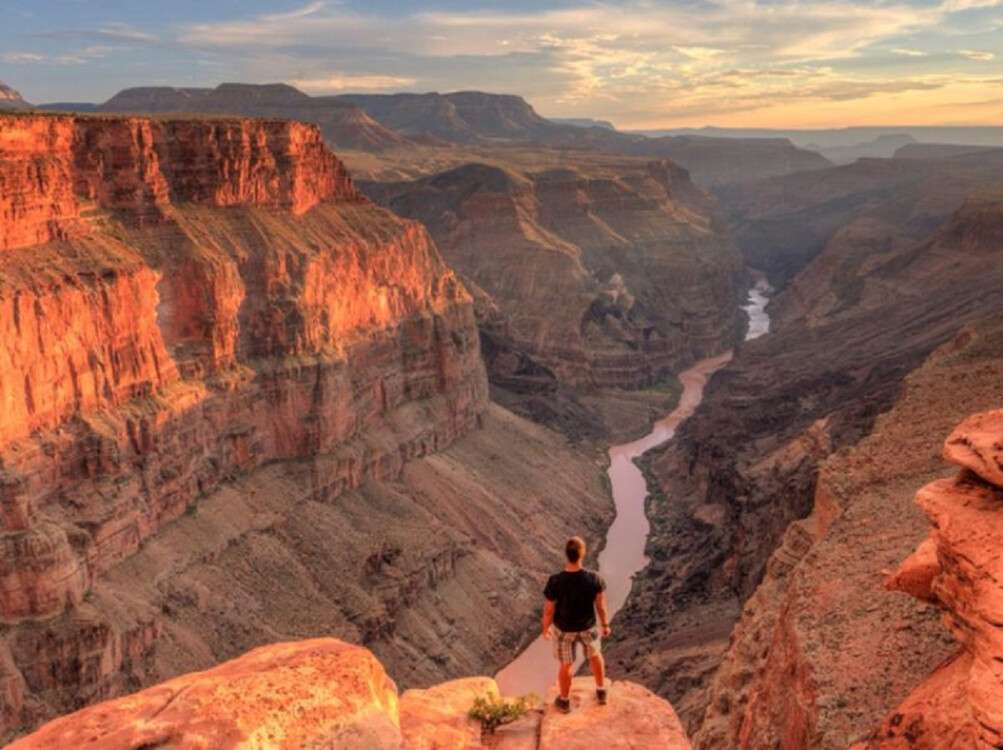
[558,662,573,699]
[589,653,606,689]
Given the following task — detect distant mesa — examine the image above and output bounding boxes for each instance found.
[0,81,31,110]
[96,82,410,152]
[551,117,618,131]
[339,90,831,185]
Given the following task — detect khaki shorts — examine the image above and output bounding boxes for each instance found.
[552,627,602,665]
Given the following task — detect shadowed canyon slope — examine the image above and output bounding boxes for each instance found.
[715,148,1003,286]
[363,158,745,440]
[10,639,693,750]
[0,112,613,741]
[606,182,1003,743]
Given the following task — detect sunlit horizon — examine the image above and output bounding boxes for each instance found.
[3,0,1002,130]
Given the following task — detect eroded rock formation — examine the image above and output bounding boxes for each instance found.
[606,193,1003,737]
[858,409,1003,749]
[9,638,693,750]
[0,112,613,741]
[365,159,743,439]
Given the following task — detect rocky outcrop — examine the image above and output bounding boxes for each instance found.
[859,410,1003,749]
[100,83,412,152]
[606,194,1003,734]
[691,320,1003,749]
[10,638,692,750]
[365,159,743,439]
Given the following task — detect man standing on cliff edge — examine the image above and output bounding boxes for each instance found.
[542,536,610,712]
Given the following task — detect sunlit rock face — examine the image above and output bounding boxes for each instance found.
[9,638,694,750]
[0,113,489,737]
[860,410,1003,750]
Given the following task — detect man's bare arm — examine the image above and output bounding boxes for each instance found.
[596,592,611,637]
[542,599,556,639]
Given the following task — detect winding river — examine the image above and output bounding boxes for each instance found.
[495,274,772,696]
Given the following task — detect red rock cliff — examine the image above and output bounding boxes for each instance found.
[0,113,488,736]
[0,113,354,252]
[861,409,1003,749]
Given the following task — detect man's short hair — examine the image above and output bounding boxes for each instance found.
[566,536,586,563]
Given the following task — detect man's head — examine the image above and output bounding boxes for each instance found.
[565,536,586,564]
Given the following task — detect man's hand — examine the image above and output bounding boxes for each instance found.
[601,623,612,639]
[542,599,556,641]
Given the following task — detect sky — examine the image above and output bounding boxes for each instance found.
[2,0,1002,128]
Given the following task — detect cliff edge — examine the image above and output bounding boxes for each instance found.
[9,637,693,750]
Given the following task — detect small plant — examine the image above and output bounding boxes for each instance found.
[468,693,537,736]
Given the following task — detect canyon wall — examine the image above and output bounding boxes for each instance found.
[364,158,744,440]
[695,319,1003,749]
[715,149,1003,287]
[0,112,613,740]
[605,195,1003,736]
[10,637,694,750]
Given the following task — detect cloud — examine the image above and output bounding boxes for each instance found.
[1,52,46,63]
[23,0,999,127]
[939,0,1003,11]
[262,2,327,23]
[290,73,417,91]
[959,49,996,60]
[1,46,110,65]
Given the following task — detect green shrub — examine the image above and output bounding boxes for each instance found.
[468,693,537,735]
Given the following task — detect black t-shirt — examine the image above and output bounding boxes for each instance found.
[543,569,606,632]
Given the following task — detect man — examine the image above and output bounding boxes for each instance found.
[542,536,610,713]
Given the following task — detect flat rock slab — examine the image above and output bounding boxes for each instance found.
[539,678,692,750]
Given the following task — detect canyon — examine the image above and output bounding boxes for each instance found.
[363,158,745,441]
[2,77,1003,750]
[605,143,1003,747]
[0,111,615,741]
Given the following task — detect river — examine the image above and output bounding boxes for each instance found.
[495,274,772,697]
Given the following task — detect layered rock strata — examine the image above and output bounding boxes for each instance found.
[858,409,1003,749]
[365,159,743,439]
[693,319,1003,749]
[606,198,1003,734]
[0,112,620,740]
[10,638,693,750]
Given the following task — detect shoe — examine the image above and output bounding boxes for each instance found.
[554,696,571,714]
[596,688,608,705]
